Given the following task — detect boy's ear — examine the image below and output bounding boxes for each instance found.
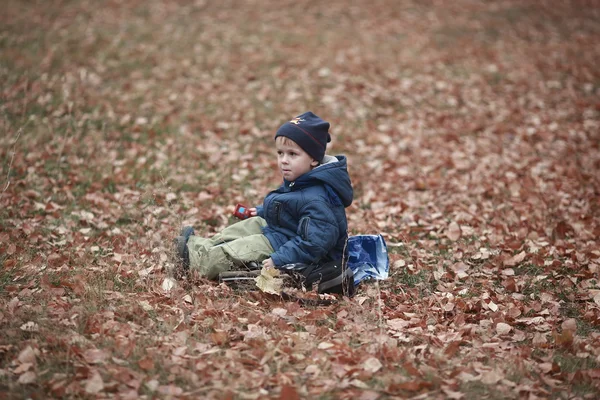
[310,160,319,167]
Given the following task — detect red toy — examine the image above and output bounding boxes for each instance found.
[233,203,252,219]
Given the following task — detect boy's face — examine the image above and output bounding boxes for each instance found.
[276,136,318,182]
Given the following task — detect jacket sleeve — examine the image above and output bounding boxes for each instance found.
[270,200,339,266]
[255,205,264,218]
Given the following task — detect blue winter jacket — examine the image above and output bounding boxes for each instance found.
[256,155,353,267]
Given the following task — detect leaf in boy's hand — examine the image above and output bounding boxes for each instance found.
[255,266,283,295]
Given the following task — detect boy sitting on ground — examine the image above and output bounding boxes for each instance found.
[176,111,353,279]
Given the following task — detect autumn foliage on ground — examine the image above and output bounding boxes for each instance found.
[1,0,600,398]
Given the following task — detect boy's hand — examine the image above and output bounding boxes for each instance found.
[262,258,275,269]
[249,207,258,217]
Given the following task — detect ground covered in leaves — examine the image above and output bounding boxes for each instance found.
[1,0,600,398]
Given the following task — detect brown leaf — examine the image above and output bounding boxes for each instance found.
[363,357,383,373]
[18,346,37,364]
[158,385,183,396]
[533,332,548,346]
[442,388,465,399]
[6,243,16,255]
[561,318,577,332]
[390,380,432,392]
[481,370,504,385]
[502,277,517,292]
[18,371,36,385]
[402,362,422,377]
[552,221,573,240]
[496,322,512,335]
[359,391,381,400]
[138,357,154,371]
[279,385,300,400]
[387,318,410,331]
[211,330,229,346]
[13,363,33,374]
[446,221,462,241]
[503,251,526,267]
[444,341,461,357]
[85,371,104,394]
[554,330,574,349]
[83,349,108,365]
[444,302,455,312]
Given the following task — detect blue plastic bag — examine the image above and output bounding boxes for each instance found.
[346,234,389,286]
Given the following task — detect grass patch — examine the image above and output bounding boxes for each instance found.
[0,267,16,292]
[434,26,473,49]
[554,352,599,373]
[559,301,598,337]
[396,269,430,288]
[520,277,555,298]
[459,381,514,400]
[513,263,544,277]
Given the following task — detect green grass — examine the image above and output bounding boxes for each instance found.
[0,263,16,292]
[559,302,599,337]
[554,352,599,373]
[396,269,430,288]
[459,381,514,400]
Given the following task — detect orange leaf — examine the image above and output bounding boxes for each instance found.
[279,385,300,400]
[444,341,461,357]
[211,330,229,346]
[402,362,422,377]
[554,330,574,349]
[138,357,154,371]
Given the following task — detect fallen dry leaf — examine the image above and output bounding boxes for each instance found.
[157,385,183,396]
[533,333,548,346]
[363,357,383,373]
[317,342,334,350]
[83,349,108,365]
[18,371,36,385]
[446,221,462,241]
[255,266,283,295]
[162,277,177,292]
[279,385,300,400]
[594,292,600,306]
[481,369,504,385]
[84,371,104,394]
[19,321,39,332]
[496,322,512,335]
[561,318,577,332]
[17,346,37,364]
[13,362,33,374]
[504,252,526,267]
[138,357,154,371]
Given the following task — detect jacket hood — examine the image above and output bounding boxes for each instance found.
[284,155,353,207]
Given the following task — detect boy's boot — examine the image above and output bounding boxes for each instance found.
[174,226,195,273]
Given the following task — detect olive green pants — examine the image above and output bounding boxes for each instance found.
[187,217,274,279]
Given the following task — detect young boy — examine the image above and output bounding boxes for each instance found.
[176,111,353,279]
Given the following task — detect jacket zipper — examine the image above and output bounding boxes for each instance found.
[274,201,282,225]
[300,217,309,240]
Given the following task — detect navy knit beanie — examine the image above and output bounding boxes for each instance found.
[274,111,331,162]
